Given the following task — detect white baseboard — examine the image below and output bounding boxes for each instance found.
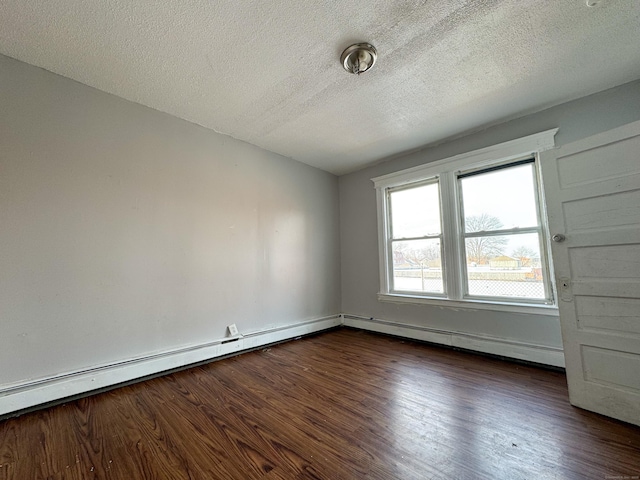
[0,313,564,417]
[0,315,341,417]
[342,314,565,368]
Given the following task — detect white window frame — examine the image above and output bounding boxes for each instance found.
[372,130,560,316]
[387,178,446,296]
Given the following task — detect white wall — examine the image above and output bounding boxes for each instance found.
[0,55,341,391]
[2,50,638,412]
[339,80,640,364]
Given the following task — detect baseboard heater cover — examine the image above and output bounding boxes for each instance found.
[342,314,565,368]
[0,315,341,417]
[0,313,564,417]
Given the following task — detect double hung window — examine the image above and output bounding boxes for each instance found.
[388,180,444,294]
[374,131,558,312]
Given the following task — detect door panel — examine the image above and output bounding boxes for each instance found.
[556,134,640,186]
[570,244,640,278]
[540,120,640,426]
[563,189,640,231]
[582,346,640,393]
[576,296,640,336]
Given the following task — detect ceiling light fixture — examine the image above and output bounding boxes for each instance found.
[341,43,377,75]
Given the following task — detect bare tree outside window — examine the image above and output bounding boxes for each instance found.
[464,214,507,264]
[393,239,443,293]
[395,242,440,267]
[511,246,537,267]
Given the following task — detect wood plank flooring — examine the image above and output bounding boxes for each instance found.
[1,328,639,479]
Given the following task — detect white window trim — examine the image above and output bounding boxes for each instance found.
[372,129,560,316]
[376,293,559,316]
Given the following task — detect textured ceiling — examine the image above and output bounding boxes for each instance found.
[1,1,639,175]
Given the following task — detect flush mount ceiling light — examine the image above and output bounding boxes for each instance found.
[341,43,377,75]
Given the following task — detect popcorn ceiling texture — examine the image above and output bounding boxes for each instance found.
[0,0,639,174]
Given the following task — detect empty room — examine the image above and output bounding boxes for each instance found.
[1,1,640,478]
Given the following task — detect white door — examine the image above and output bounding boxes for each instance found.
[540,120,640,426]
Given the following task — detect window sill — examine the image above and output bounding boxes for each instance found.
[377,293,559,316]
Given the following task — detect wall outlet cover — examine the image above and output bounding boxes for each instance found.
[227,324,239,336]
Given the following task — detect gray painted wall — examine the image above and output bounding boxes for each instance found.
[339,80,640,350]
[0,55,341,387]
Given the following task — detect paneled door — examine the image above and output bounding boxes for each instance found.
[540,120,640,426]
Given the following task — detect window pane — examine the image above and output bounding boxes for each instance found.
[465,233,545,299]
[392,239,443,294]
[390,182,441,239]
[461,163,538,233]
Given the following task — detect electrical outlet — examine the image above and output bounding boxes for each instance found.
[227,323,239,336]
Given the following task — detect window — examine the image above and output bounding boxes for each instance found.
[373,130,558,314]
[389,180,444,295]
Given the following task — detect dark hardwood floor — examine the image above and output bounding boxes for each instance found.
[1,328,639,479]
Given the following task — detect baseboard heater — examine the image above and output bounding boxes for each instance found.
[0,315,342,418]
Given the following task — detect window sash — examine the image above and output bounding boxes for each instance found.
[387,178,441,241]
[454,158,553,304]
[460,230,551,304]
[389,238,445,296]
[457,159,540,235]
[386,178,445,296]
